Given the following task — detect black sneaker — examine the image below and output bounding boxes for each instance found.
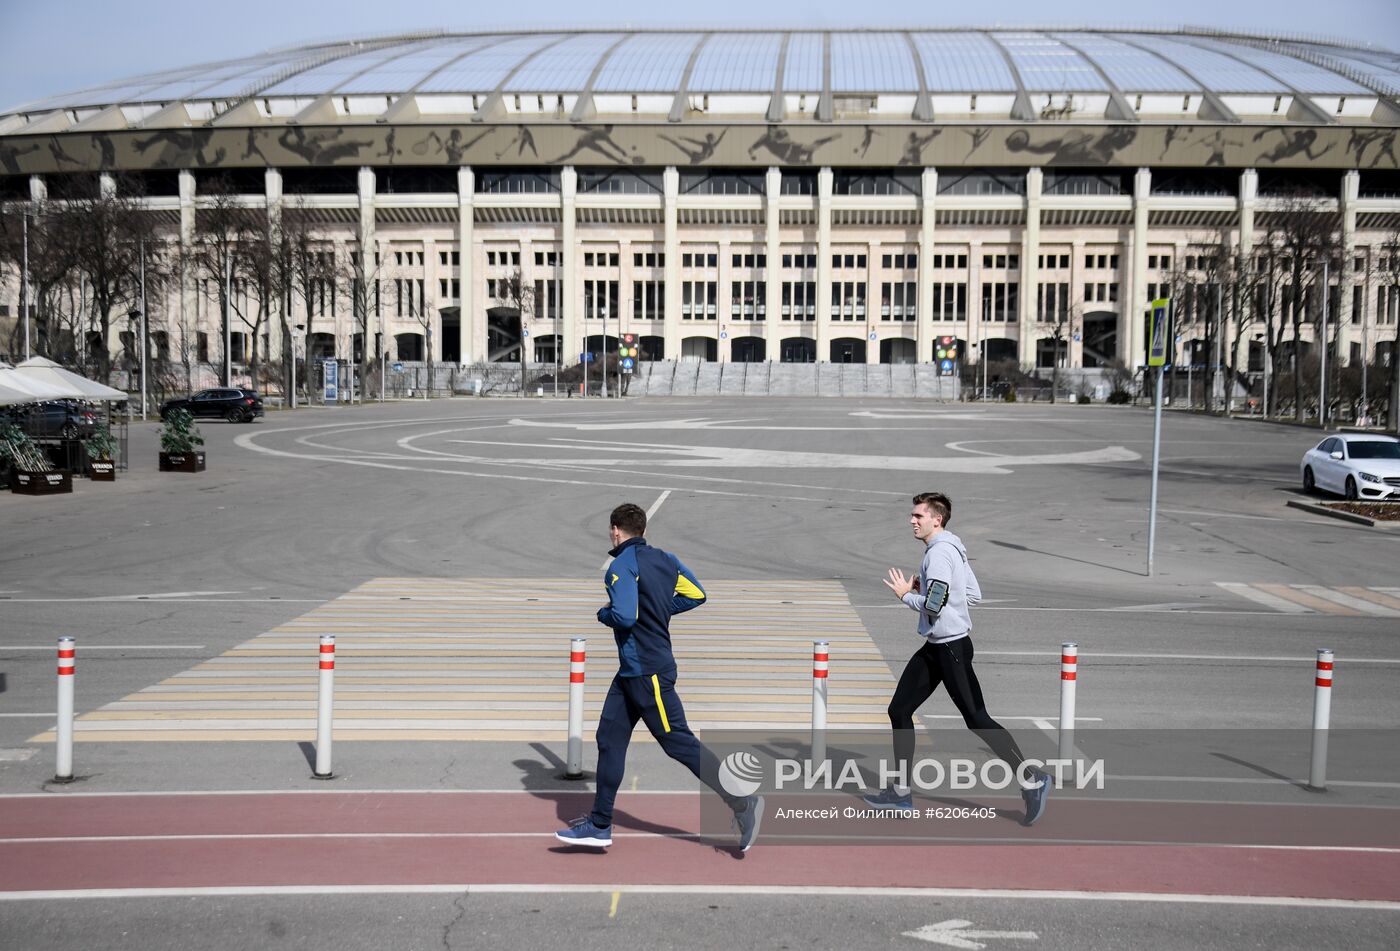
[733,795,765,852]
[1022,770,1050,827]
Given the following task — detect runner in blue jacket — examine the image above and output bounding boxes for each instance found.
[555,502,765,851]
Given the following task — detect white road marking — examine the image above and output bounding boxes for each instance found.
[0,714,54,718]
[904,919,1039,947]
[1215,583,1314,613]
[0,646,206,651]
[1294,585,1400,617]
[0,749,35,761]
[974,650,1400,665]
[0,883,1395,910]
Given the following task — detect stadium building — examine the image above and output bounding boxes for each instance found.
[1,27,1398,394]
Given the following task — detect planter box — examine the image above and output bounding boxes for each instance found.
[11,469,73,495]
[159,451,206,473]
[88,460,116,482]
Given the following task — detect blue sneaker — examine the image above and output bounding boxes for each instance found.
[861,786,914,813]
[554,816,612,848]
[1022,770,1050,827]
[733,795,765,852]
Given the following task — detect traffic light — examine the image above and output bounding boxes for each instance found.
[618,333,637,372]
[935,336,959,376]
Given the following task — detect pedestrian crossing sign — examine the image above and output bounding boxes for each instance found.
[1148,298,1171,367]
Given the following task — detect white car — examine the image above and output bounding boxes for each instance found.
[1301,434,1400,500]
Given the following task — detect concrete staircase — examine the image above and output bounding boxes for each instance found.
[619,360,960,399]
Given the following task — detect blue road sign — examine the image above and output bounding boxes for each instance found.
[621,357,634,369]
[323,360,338,402]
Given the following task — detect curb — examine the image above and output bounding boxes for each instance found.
[1285,499,1400,529]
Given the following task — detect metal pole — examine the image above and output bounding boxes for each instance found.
[565,638,586,779]
[811,640,829,767]
[582,332,588,399]
[54,637,75,783]
[1147,365,1164,577]
[21,211,31,360]
[1262,337,1270,419]
[1058,642,1078,764]
[1320,259,1329,429]
[1309,648,1333,791]
[139,237,148,421]
[313,634,335,779]
[1215,282,1224,412]
[1361,315,1369,426]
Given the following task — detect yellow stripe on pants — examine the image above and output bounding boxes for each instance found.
[651,674,672,733]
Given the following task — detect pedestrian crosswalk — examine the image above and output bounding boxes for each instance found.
[1216,582,1400,617]
[34,579,895,743]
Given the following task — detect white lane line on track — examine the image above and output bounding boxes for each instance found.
[973,650,1400,665]
[2,833,1398,854]
[0,883,1396,909]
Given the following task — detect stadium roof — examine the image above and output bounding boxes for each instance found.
[3,28,1398,130]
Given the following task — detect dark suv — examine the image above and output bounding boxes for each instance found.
[159,388,264,423]
[0,399,98,439]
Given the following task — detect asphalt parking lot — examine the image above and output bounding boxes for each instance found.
[1,397,1397,950]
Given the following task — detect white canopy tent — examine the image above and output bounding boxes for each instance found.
[0,366,83,401]
[13,357,128,402]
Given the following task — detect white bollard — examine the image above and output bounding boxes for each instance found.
[54,637,76,783]
[313,634,335,779]
[1058,642,1078,764]
[1309,648,1334,791]
[565,638,586,779]
[811,641,829,766]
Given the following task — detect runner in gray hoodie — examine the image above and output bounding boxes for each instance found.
[863,491,1050,826]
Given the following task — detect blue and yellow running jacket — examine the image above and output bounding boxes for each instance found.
[596,537,706,676]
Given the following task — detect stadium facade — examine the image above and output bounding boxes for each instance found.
[1,27,1399,386]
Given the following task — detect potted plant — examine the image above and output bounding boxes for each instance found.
[84,422,119,481]
[1,423,72,495]
[158,408,206,472]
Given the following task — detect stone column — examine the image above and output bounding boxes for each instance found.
[178,169,195,365]
[357,166,377,373]
[1128,167,1152,367]
[816,167,833,363]
[561,166,578,364]
[918,168,937,364]
[765,167,781,362]
[457,166,476,363]
[866,239,880,364]
[1340,170,1359,358]
[264,168,283,359]
[663,166,681,362]
[1019,167,1042,366]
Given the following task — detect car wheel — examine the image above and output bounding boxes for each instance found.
[60,422,78,439]
[1303,467,1316,494]
[1345,476,1359,501]
[224,407,244,423]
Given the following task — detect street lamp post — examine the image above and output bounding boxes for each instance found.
[21,211,31,360]
[600,304,608,398]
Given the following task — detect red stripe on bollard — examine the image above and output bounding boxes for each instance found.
[812,669,828,679]
[320,660,335,670]
[1317,661,1333,671]
[1060,654,1076,665]
[320,644,335,653]
[569,672,585,683]
[1315,677,1331,687]
[570,652,586,663]
[1061,671,1077,680]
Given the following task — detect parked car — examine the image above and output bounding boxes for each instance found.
[159,388,264,423]
[0,399,98,439]
[1301,434,1400,500]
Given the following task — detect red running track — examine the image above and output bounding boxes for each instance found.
[1,791,1397,901]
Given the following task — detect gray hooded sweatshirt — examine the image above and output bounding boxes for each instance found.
[900,529,981,644]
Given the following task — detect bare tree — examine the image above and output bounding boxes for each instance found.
[1259,190,1343,424]
[192,177,258,386]
[345,237,383,403]
[495,267,535,394]
[1373,227,1400,433]
[47,175,153,383]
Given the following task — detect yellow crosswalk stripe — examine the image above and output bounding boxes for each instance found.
[37,578,894,743]
[1219,582,1397,616]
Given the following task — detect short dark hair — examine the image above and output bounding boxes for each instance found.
[610,502,647,537]
[912,492,951,527]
